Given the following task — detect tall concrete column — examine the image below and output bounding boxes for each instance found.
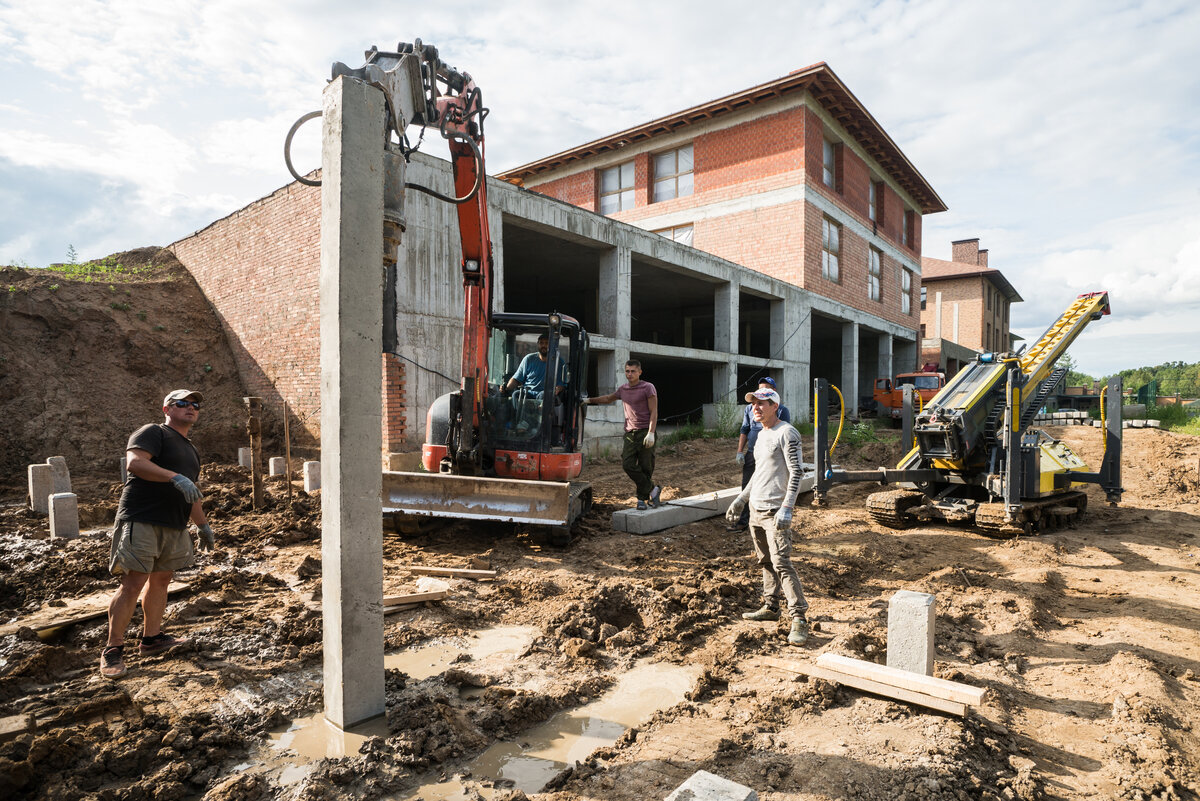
[841,321,860,420]
[878,332,894,382]
[319,75,386,729]
[599,244,632,341]
[783,296,812,422]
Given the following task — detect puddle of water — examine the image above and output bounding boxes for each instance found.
[384,624,537,680]
[397,660,698,800]
[260,625,539,785]
[267,713,391,785]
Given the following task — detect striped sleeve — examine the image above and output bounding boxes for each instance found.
[781,425,804,509]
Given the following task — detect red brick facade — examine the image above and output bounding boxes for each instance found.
[520,100,926,332]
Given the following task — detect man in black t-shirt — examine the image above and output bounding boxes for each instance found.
[101,389,215,679]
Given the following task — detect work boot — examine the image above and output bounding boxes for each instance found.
[788,617,810,646]
[648,485,662,508]
[100,645,126,679]
[140,632,188,657]
[742,604,779,622]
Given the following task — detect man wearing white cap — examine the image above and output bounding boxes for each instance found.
[101,389,215,678]
[725,386,810,646]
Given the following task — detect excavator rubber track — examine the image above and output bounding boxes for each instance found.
[975,492,1088,538]
[866,489,927,529]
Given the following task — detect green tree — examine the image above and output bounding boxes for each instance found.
[66,244,78,264]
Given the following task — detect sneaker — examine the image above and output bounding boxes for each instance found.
[140,632,187,657]
[742,605,780,622]
[648,485,662,508]
[788,617,810,646]
[636,500,648,511]
[100,645,126,679]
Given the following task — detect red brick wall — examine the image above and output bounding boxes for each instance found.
[528,171,596,211]
[383,354,407,450]
[695,107,804,192]
[171,182,323,451]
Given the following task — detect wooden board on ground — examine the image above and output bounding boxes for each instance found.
[404,566,497,580]
[751,655,967,717]
[382,590,448,606]
[0,581,190,639]
[816,652,986,706]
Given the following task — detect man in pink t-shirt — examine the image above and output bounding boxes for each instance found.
[585,360,660,510]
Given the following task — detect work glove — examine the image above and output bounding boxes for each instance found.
[170,474,202,504]
[643,431,656,448]
[735,451,745,465]
[725,496,746,524]
[197,524,215,552]
[774,506,794,532]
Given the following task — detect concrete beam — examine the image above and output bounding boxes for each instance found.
[46,456,71,494]
[319,75,386,730]
[27,464,52,514]
[611,473,815,535]
[49,492,79,539]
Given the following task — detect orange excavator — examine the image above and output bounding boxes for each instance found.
[335,42,592,542]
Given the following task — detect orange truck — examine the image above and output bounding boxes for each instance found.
[872,370,945,420]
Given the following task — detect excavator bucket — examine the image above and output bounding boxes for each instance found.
[381,471,571,526]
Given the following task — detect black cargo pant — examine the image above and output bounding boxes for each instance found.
[621,428,655,500]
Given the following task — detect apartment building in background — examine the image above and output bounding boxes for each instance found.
[498,62,946,398]
[919,238,1023,377]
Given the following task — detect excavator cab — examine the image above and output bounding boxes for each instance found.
[485,312,588,480]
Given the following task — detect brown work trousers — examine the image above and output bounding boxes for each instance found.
[748,507,808,618]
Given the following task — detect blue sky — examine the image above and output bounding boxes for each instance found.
[1,0,1197,377]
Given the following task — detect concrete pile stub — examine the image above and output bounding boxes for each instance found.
[887,590,936,676]
[118,457,128,483]
[49,493,79,539]
[27,464,53,514]
[238,447,252,468]
[303,461,321,493]
[46,456,71,493]
[269,457,286,476]
[665,770,757,801]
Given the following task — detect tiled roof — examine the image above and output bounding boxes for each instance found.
[921,257,1023,303]
[496,63,947,215]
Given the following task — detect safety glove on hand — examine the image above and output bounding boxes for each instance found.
[170,475,202,504]
[735,452,745,465]
[197,524,215,551]
[643,431,655,448]
[725,497,746,524]
[774,506,794,532]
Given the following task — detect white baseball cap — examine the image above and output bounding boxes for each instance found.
[745,388,780,404]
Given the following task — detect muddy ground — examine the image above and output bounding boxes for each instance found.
[1,424,1198,801]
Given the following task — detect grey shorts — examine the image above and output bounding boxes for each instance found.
[109,520,194,575]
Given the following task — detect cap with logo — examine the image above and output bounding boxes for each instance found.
[758,376,777,389]
[745,388,780,404]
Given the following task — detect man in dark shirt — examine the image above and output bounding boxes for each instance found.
[101,389,215,679]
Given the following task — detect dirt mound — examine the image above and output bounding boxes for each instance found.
[0,254,248,488]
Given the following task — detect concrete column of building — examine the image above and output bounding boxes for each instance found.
[896,337,918,373]
[713,280,739,402]
[488,203,505,312]
[841,321,860,420]
[319,75,386,730]
[782,296,812,422]
[598,245,632,341]
[877,333,894,382]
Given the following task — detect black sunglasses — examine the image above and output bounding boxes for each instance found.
[171,400,201,409]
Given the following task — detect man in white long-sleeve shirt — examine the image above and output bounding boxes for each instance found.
[725,386,809,646]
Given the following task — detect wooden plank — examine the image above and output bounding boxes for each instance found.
[817,653,986,706]
[0,714,34,744]
[382,590,448,606]
[751,656,967,717]
[404,566,497,579]
[383,603,421,616]
[0,581,190,638]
